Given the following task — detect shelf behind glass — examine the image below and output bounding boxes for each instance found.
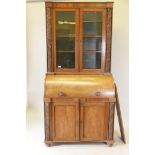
[56,12,75,36]
[83,51,101,69]
[56,36,75,51]
[83,37,102,51]
[56,52,75,69]
[83,12,102,22]
[56,34,75,37]
[83,22,102,35]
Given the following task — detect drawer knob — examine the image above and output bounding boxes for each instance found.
[95,91,101,96]
[58,92,65,96]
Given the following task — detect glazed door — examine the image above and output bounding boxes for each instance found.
[53,9,79,72]
[80,99,109,141]
[79,9,107,73]
[51,98,79,141]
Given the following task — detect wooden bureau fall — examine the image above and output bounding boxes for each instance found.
[44,2,126,147]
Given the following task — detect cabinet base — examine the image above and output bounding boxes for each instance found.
[45,140,54,147]
[44,140,114,147]
[106,140,114,147]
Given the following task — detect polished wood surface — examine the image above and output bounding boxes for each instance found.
[52,99,79,141]
[80,100,109,141]
[46,2,113,9]
[44,74,115,98]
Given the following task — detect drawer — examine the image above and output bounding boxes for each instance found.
[47,90,115,98]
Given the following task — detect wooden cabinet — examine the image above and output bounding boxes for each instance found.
[46,2,113,73]
[48,98,113,143]
[44,2,126,147]
[44,74,117,146]
[44,97,115,146]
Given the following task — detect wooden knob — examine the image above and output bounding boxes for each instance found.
[95,91,101,96]
[58,92,65,96]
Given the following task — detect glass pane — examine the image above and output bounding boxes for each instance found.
[56,11,76,69]
[56,37,75,51]
[83,12,102,35]
[83,37,102,51]
[83,22,102,35]
[57,52,75,69]
[56,12,75,35]
[83,12,102,69]
[83,12,102,22]
[83,52,101,69]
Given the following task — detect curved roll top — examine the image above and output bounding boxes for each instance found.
[44,74,115,98]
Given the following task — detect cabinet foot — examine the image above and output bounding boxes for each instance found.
[106,140,114,147]
[45,141,53,147]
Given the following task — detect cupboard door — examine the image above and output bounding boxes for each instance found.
[80,99,109,141]
[52,99,79,141]
[53,9,79,72]
[80,9,107,73]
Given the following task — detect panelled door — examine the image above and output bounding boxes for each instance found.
[80,99,109,141]
[51,98,79,141]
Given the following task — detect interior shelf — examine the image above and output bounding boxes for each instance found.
[83,50,102,53]
[56,34,75,37]
[56,50,75,53]
[83,35,102,37]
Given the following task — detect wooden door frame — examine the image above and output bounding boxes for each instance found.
[52,8,79,72]
[79,8,107,74]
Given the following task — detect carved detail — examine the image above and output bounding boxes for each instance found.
[108,102,115,140]
[105,8,113,72]
[46,8,52,72]
[44,102,51,141]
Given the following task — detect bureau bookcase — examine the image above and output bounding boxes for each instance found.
[44,2,125,147]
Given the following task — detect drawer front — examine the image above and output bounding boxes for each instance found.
[46,89,115,98]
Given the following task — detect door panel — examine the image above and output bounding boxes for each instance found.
[80,99,109,141]
[52,99,79,141]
